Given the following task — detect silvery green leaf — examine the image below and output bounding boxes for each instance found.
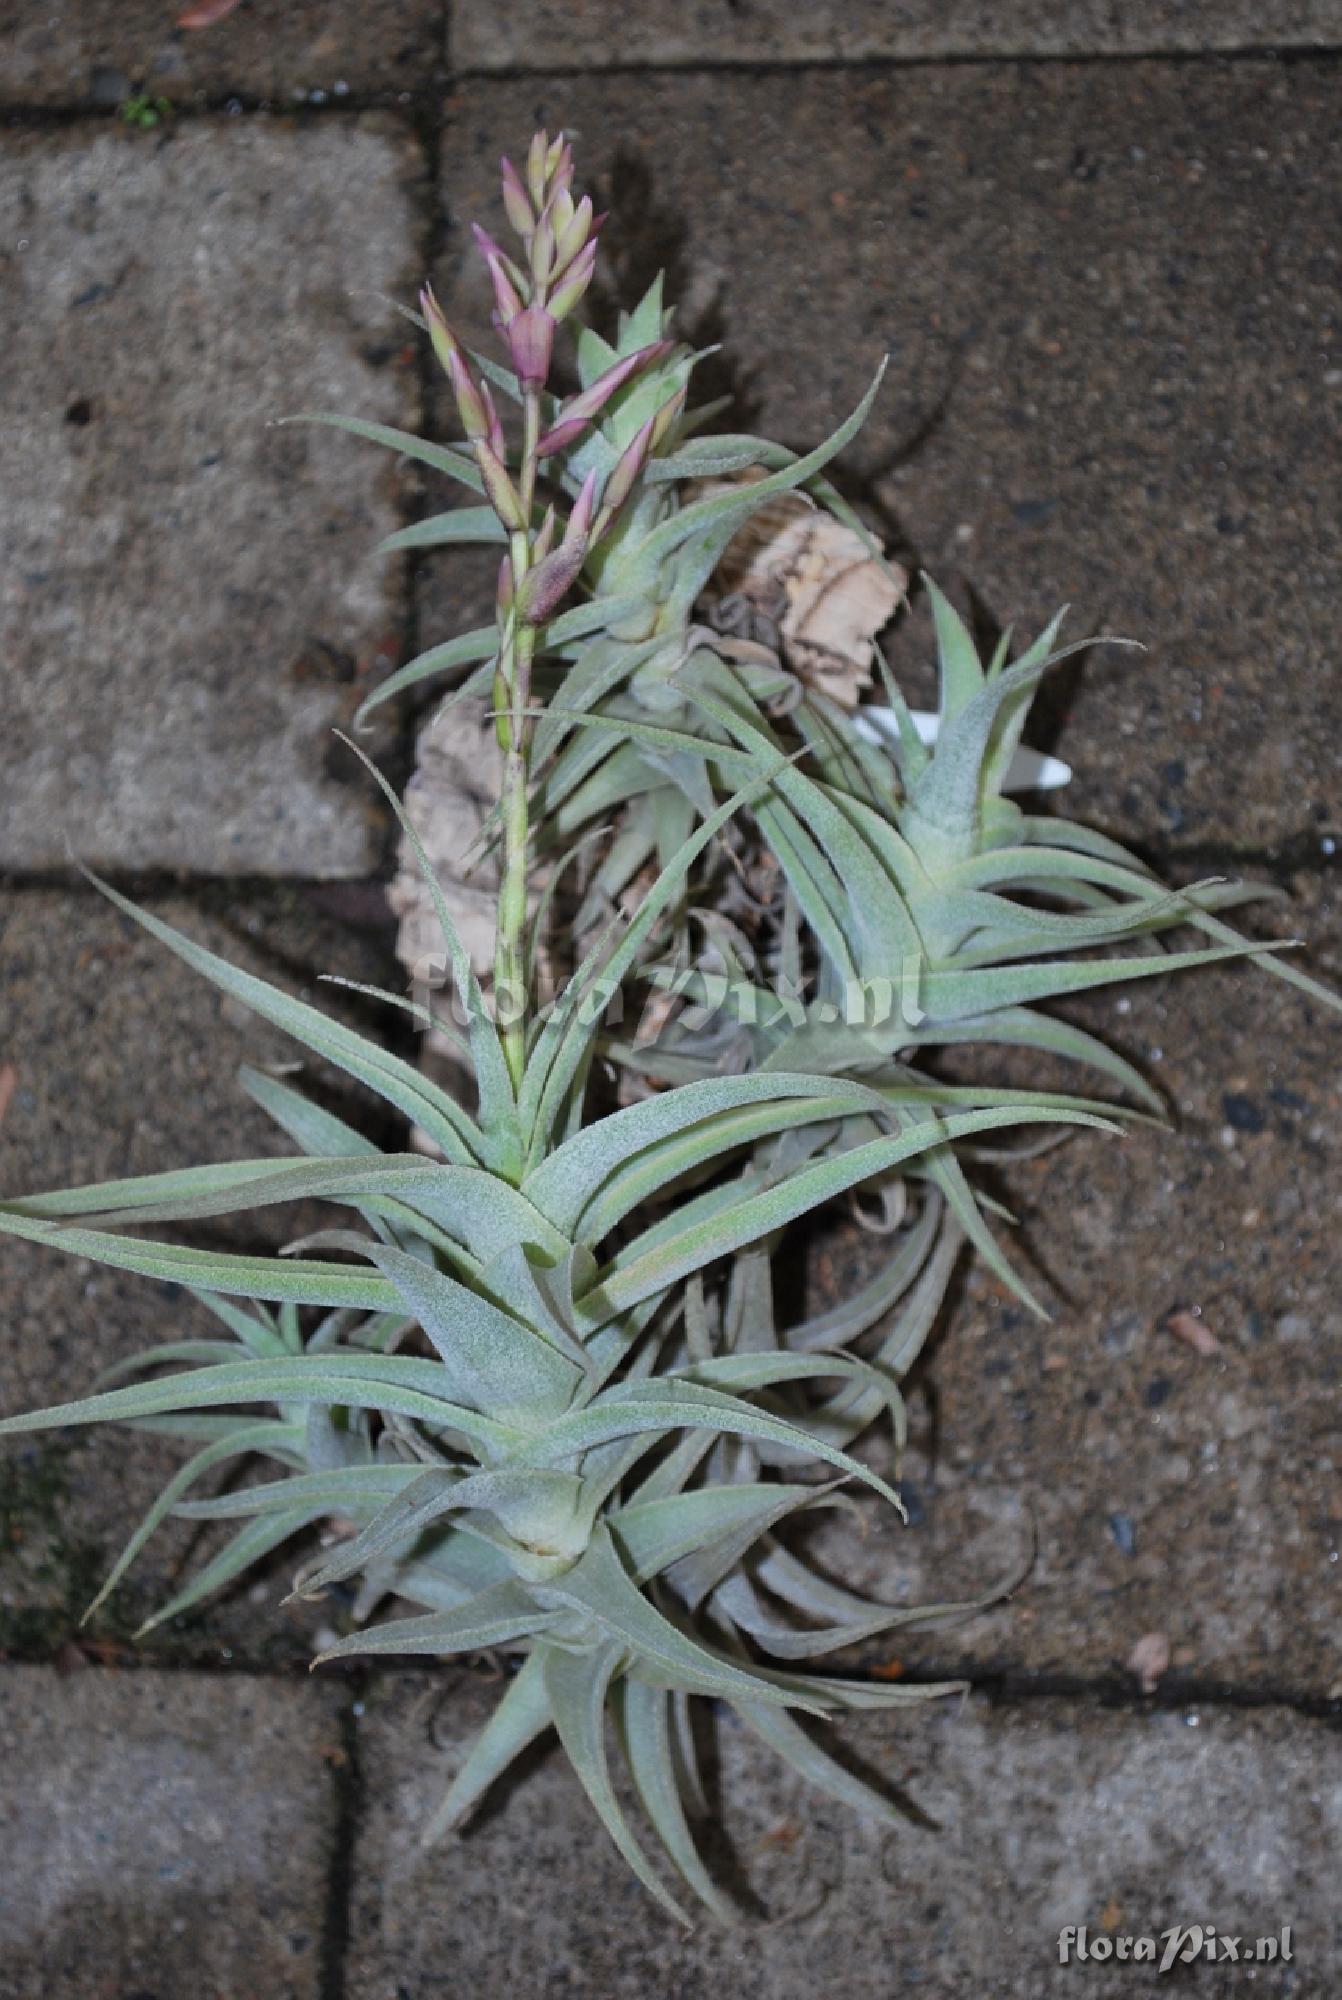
[294,1465,587,1595]
[376,506,508,555]
[38,1155,431,1233]
[355,648,497,725]
[661,1487,844,1615]
[239,1065,380,1160]
[531,634,661,767]
[611,1482,822,1587]
[712,1569,914,1659]
[691,677,926,974]
[5,1157,295,1222]
[620,272,668,348]
[586,1105,1115,1320]
[727,1651,967,1712]
[789,1193,943,1351]
[544,594,652,647]
[282,413,484,491]
[366,1244,580,1424]
[907,1007,1163,1113]
[676,1352,905,1455]
[524,1072,894,1240]
[314,1579,557,1663]
[924,575,986,723]
[731,1699,920,1830]
[93,1340,247,1387]
[0,1210,404,1313]
[542,1639,692,1927]
[192,1290,292,1358]
[381,1531,513,1611]
[85,1418,302,1620]
[0,1353,520,1455]
[617,369,887,608]
[136,1505,327,1637]
[173,1462,417,1522]
[525,1379,901,1511]
[917,939,1292,1024]
[1184,905,1342,1014]
[70,869,482,1164]
[539,1525,820,1713]
[420,1651,554,1845]
[615,1679,736,1923]
[572,1093,889,1247]
[476,1243,597,1378]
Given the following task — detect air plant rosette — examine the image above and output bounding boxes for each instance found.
[1,131,1336,1925]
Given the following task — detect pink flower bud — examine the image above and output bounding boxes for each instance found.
[552,195,593,278]
[515,544,585,626]
[566,468,600,543]
[526,131,549,210]
[534,341,672,457]
[529,213,556,288]
[445,346,490,441]
[420,283,460,377]
[547,240,598,323]
[547,136,571,192]
[499,156,534,239]
[480,379,507,461]
[515,468,598,624]
[548,187,576,240]
[482,247,524,330]
[475,440,527,531]
[473,224,529,308]
[599,416,656,522]
[650,382,686,451]
[507,304,556,391]
[532,503,557,563]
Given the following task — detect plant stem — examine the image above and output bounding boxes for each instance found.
[494,390,542,1092]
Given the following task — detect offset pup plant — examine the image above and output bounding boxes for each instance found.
[2,133,1336,1921]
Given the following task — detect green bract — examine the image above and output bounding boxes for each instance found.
[2,130,1336,1923]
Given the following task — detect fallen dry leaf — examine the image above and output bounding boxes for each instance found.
[1098,1899,1124,1933]
[1166,1308,1220,1358]
[696,473,907,708]
[1126,1630,1171,1695]
[871,1656,906,1681]
[178,0,245,26]
[0,1061,16,1127]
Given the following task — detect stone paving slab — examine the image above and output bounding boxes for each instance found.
[0,117,422,876]
[434,62,1341,856]
[3,0,445,108]
[802,875,1342,1694]
[0,883,396,1662]
[451,0,1342,70]
[0,1664,344,1999]
[346,1671,1341,1996]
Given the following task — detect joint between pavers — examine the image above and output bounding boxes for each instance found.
[0,91,441,131]
[0,1651,334,1682]
[894,1661,1342,1723]
[443,42,1342,89]
[318,1681,368,2000]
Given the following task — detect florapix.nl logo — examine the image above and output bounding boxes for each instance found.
[1058,1924,1293,1972]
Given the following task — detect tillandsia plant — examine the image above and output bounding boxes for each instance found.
[2,131,1338,1922]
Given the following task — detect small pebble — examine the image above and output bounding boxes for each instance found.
[1107,1512,1137,1556]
